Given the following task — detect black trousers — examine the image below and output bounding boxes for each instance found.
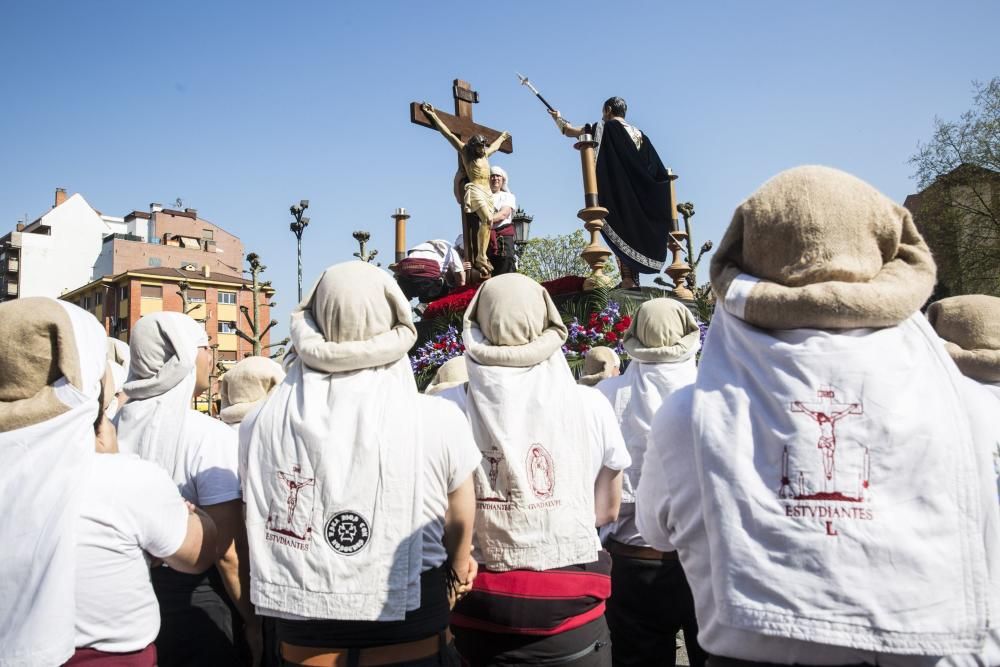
[487,235,516,276]
[151,566,240,666]
[605,553,707,667]
[453,616,611,666]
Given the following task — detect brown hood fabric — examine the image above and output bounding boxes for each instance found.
[462,273,568,367]
[579,346,620,386]
[286,262,417,374]
[0,298,83,432]
[710,166,936,330]
[219,356,286,425]
[624,298,701,363]
[927,295,1000,383]
[425,355,468,395]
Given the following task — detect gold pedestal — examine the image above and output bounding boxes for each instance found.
[574,135,615,291]
[579,207,614,291]
[665,231,693,300]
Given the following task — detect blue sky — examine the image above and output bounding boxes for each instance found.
[1,1,997,337]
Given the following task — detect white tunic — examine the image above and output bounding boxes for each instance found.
[637,281,1000,661]
[74,455,188,652]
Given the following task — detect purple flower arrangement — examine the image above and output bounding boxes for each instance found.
[410,325,465,376]
[562,301,632,360]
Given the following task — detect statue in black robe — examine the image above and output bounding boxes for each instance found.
[550,98,672,288]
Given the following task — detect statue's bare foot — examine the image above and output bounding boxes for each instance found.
[475,258,493,277]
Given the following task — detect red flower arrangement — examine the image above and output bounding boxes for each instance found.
[421,275,587,321]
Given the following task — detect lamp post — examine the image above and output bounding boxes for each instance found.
[511,208,533,261]
[288,200,310,302]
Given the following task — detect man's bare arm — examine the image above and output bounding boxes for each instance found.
[486,131,510,156]
[203,500,254,621]
[594,466,623,527]
[163,506,218,574]
[443,476,477,605]
[548,110,586,138]
[490,206,514,225]
[422,103,464,151]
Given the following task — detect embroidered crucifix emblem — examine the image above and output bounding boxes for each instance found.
[266,465,316,547]
[780,387,872,536]
[791,388,863,493]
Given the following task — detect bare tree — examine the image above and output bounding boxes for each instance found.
[352,230,381,265]
[236,252,289,358]
[176,280,200,315]
[909,78,1000,297]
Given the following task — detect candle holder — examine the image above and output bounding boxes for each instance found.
[573,134,614,291]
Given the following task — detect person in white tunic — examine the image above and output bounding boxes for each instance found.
[595,297,706,667]
[239,261,481,666]
[0,298,216,667]
[116,311,256,666]
[425,354,468,397]
[927,295,1000,508]
[106,337,130,417]
[395,239,466,302]
[449,273,631,667]
[219,355,286,430]
[487,165,518,275]
[927,295,1000,402]
[578,346,621,386]
[636,166,1000,667]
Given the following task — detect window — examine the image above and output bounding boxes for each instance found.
[218,291,237,305]
[95,292,103,306]
[188,289,206,302]
[202,229,214,240]
[217,350,237,362]
[219,321,237,334]
[141,285,162,299]
[80,296,90,309]
[118,286,128,301]
[148,257,161,267]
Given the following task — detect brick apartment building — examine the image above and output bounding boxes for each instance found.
[1,190,246,304]
[63,266,275,362]
[2,189,279,411]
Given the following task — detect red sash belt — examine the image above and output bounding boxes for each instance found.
[397,257,442,280]
[451,552,612,636]
[64,644,156,667]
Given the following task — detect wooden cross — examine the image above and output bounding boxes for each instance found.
[410,78,513,277]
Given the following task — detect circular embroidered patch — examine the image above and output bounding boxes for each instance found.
[324,511,371,556]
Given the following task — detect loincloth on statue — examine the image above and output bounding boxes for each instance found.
[463,183,495,220]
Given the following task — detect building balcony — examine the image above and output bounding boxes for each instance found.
[5,282,17,296]
[5,258,18,272]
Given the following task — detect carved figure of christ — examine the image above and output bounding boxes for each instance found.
[419,101,510,277]
[277,471,315,525]
[791,397,862,490]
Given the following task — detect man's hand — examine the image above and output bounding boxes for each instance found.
[448,558,478,609]
[421,102,436,116]
[499,130,511,141]
[548,109,561,120]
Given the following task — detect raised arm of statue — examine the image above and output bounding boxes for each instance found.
[486,131,510,157]
[422,102,464,152]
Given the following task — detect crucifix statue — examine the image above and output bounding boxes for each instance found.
[411,79,513,280]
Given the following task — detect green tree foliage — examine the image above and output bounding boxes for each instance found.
[909,78,1000,296]
[518,229,620,284]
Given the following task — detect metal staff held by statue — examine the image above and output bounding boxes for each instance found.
[516,72,557,113]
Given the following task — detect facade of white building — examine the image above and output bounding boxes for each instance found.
[0,190,135,301]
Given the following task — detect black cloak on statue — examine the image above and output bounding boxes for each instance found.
[588,119,672,274]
